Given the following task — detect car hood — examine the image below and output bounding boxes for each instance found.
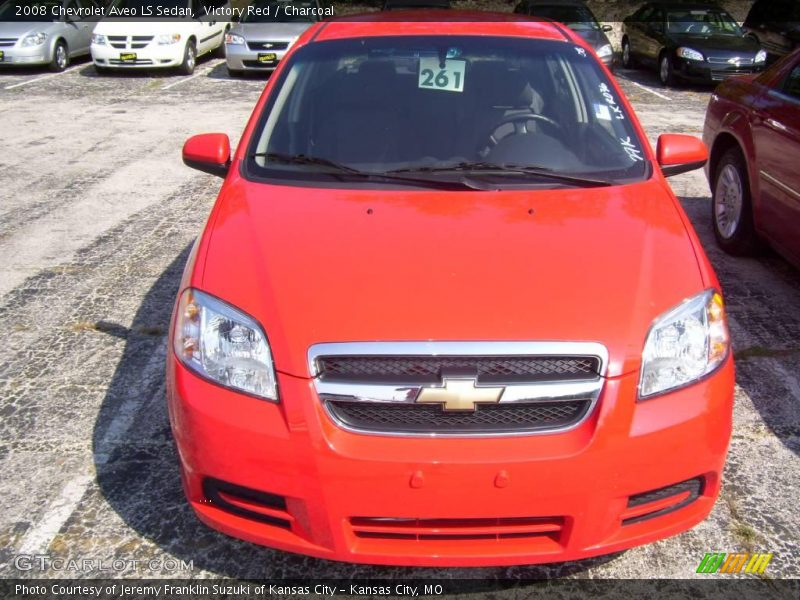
[0,21,60,37]
[200,178,705,379]
[669,33,761,55]
[232,22,313,40]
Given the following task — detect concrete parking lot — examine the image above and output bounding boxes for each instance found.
[0,54,798,583]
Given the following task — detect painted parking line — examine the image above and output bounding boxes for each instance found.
[160,60,222,90]
[4,64,82,90]
[630,81,672,101]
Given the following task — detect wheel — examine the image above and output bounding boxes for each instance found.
[712,147,759,255]
[480,112,561,155]
[659,53,676,86]
[214,29,228,58]
[621,38,633,68]
[49,41,68,72]
[178,40,196,75]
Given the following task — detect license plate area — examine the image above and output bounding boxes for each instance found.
[119,52,137,62]
[257,52,276,63]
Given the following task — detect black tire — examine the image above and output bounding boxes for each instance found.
[49,41,68,72]
[712,147,759,255]
[227,67,244,77]
[658,52,676,86]
[621,38,633,68]
[178,40,196,75]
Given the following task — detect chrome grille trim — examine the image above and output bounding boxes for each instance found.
[308,341,608,438]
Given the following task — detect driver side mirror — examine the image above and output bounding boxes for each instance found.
[183,133,231,178]
[657,134,708,177]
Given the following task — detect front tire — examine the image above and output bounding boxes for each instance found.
[712,147,759,255]
[659,53,676,86]
[622,38,633,68]
[178,40,196,75]
[49,41,68,72]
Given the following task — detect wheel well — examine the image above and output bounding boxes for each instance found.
[55,37,67,50]
[709,133,742,185]
[188,36,197,47]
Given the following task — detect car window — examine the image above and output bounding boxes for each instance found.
[240,0,318,23]
[783,64,800,100]
[247,36,648,187]
[666,9,742,36]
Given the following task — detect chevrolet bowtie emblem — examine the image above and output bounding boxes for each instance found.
[416,377,504,411]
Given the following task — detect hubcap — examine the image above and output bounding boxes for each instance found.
[56,46,66,69]
[715,164,744,239]
[187,46,195,69]
[623,44,629,65]
[660,58,669,82]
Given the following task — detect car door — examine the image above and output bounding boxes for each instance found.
[642,7,666,65]
[626,5,653,64]
[72,0,99,54]
[752,60,800,263]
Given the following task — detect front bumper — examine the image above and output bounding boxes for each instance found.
[673,57,765,82]
[91,42,184,69]
[0,44,51,66]
[167,354,734,566]
[225,43,288,71]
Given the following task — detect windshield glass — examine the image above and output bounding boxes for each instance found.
[0,0,60,21]
[241,0,317,23]
[666,9,742,35]
[247,36,648,187]
[531,5,601,30]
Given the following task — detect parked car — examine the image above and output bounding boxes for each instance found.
[224,0,326,77]
[170,12,733,566]
[513,0,614,69]
[622,2,767,86]
[743,0,800,61]
[0,0,102,71]
[382,0,450,10]
[703,48,800,268]
[90,0,230,74]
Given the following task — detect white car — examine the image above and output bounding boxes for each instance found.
[90,0,230,74]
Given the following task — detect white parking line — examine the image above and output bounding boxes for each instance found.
[630,81,672,101]
[17,475,93,554]
[4,64,82,90]
[161,61,220,90]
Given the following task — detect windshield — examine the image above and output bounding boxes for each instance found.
[666,9,743,35]
[247,36,648,188]
[531,5,601,31]
[241,0,317,23]
[0,0,60,21]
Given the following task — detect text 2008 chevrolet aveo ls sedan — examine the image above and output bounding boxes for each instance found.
[168,14,734,566]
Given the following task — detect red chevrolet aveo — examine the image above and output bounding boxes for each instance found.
[167,13,734,566]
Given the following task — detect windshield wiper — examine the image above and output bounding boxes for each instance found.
[249,152,482,190]
[387,161,614,187]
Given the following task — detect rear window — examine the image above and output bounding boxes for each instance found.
[246,35,648,188]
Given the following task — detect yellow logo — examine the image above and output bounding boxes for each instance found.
[416,377,503,412]
[697,552,773,574]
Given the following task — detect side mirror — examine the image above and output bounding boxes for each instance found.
[657,134,708,177]
[602,24,613,32]
[182,133,231,178]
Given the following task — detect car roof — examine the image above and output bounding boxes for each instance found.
[643,1,724,10]
[313,12,573,43]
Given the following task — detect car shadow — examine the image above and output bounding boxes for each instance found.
[206,60,273,81]
[614,66,716,94]
[0,54,92,78]
[91,244,624,580]
[77,54,221,79]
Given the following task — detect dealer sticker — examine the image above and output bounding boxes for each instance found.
[418,57,465,93]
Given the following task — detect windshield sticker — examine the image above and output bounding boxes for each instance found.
[575,46,587,57]
[595,103,612,121]
[418,57,466,93]
[620,136,644,162]
[598,83,625,121]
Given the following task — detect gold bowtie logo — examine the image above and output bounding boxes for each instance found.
[416,377,504,411]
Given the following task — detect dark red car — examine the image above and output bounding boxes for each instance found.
[703,48,800,267]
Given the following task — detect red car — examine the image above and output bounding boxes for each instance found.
[703,48,800,268]
[168,13,733,566]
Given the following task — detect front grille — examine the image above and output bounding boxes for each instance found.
[349,516,564,541]
[326,399,591,434]
[202,477,292,529]
[317,355,601,384]
[109,59,154,65]
[0,38,17,47]
[246,40,289,51]
[711,68,756,81]
[622,476,704,525]
[131,35,153,49]
[242,60,278,69]
[707,56,754,65]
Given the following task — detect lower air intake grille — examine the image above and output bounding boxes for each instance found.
[622,476,704,525]
[202,477,291,530]
[326,399,590,434]
[350,516,564,541]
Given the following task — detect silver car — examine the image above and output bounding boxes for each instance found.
[0,0,101,71]
[224,0,325,77]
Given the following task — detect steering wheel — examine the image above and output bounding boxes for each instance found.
[481,112,561,156]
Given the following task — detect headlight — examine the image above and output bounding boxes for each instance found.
[21,32,47,47]
[157,33,181,45]
[755,49,767,63]
[91,33,107,45]
[639,290,730,398]
[225,33,245,45]
[596,43,613,58]
[676,47,704,61]
[173,288,278,401]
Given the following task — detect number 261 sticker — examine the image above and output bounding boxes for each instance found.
[418,57,466,93]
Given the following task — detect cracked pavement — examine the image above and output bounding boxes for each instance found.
[0,55,798,585]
